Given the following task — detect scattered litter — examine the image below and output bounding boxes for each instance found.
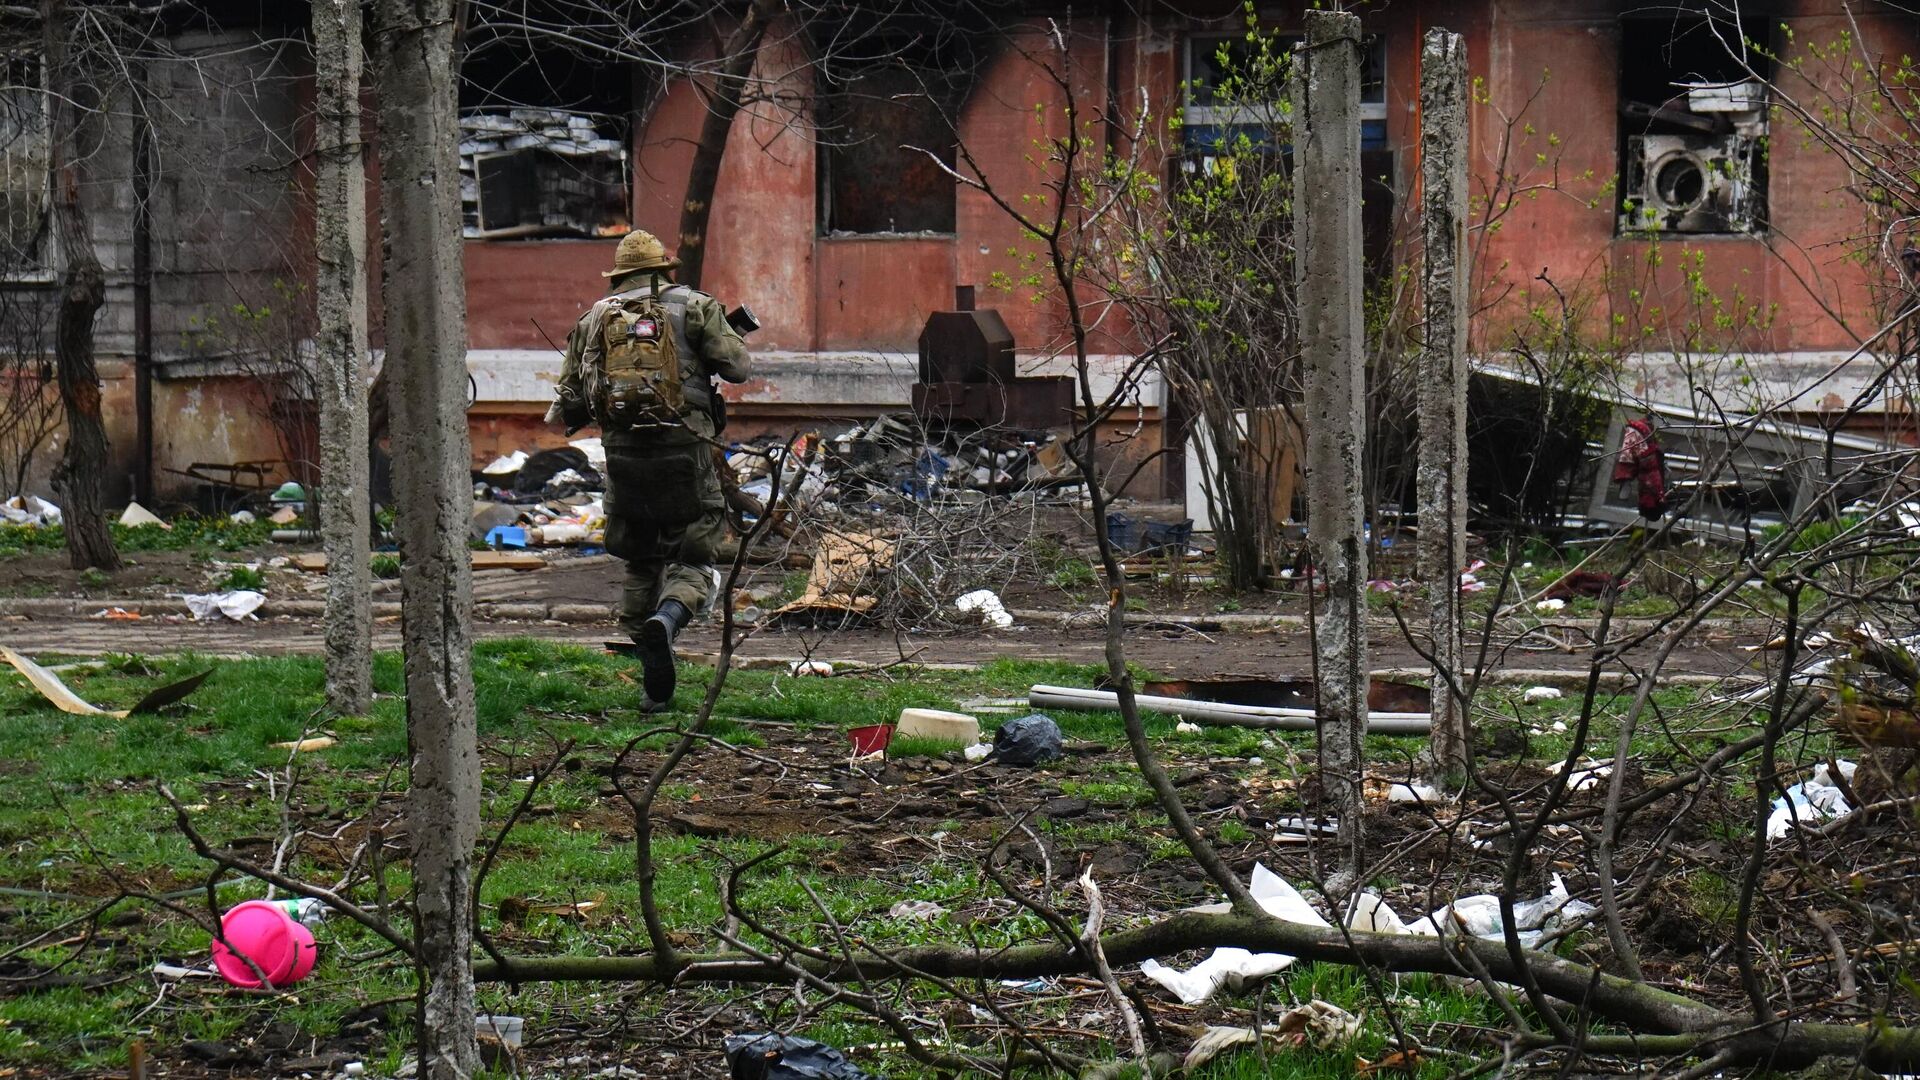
[954,588,1014,629]
[181,590,267,622]
[1348,874,1596,947]
[887,899,945,921]
[789,660,834,677]
[1522,686,1563,702]
[268,506,300,526]
[895,707,979,746]
[1246,756,1263,767]
[847,724,892,757]
[723,1032,873,1080]
[1175,721,1203,735]
[271,736,336,753]
[499,897,602,925]
[1533,598,1566,613]
[1387,781,1440,803]
[0,494,60,525]
[2,647,210,718]
[990,714,1063,766]
[1767,759,1856,838]
[118,502,169,528]
[343,1063,366,1078]
[1140,864,1328,1004]
[273,897,329,927]
[229,510,256,524]
[476,1015,525,1049]
[93,607,142,621]
[482,451,529,476]
[486,525,529,549]
[210,900,317,989]
[962,742,993,762]
[1547,757,1611,791]
[998,977,1054,993]
[1550,720,1568,733]
[1744,633,1833,652]
[1182,1002,1361,1071]
[153,962,216,981]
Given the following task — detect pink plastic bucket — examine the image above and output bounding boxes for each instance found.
[210,900,317,988]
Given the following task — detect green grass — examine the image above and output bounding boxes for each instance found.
[0,638,1752,1075]
[0,517,273,559]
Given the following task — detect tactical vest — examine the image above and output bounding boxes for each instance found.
[584,281,712,431]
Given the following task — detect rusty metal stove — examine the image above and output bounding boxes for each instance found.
[911,286,1074,430]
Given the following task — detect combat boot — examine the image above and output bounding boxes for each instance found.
[637,599,692,706]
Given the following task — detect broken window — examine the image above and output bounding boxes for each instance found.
[1178,32,1396,277]
[1182,32,1387,150]
[456,23,631,239]
[817,23,990,236]
[1617,11,1770,235]
[0,51,50,278]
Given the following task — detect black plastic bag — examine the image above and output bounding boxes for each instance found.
[991,714,1063,766]
[724,1033,875,1080]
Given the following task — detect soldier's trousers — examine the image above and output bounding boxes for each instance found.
[607,510,724,640]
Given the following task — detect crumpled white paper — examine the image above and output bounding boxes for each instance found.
[181,590,267,622]
[1767,759,1855,839]
[955,589,1014,629]
[1143,867,1602,1003]
[1140,863,1327,1004]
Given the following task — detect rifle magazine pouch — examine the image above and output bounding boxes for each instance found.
[604,445,705,527]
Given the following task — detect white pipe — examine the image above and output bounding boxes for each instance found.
[1027,685,1433,734]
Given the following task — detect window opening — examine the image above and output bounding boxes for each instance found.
[458,20,631,239]
[815,17,994,236]
[0,51,51,279]
[1617,11,1770,235]
[1182,32,1387,150]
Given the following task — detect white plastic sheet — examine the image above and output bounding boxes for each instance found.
[1767,759,1855,839]
[181,590,267,622]
[1139,864,1327,1004]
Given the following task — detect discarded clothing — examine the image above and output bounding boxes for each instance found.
[1614,418,1669,520]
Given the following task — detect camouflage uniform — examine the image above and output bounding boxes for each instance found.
[549,231,752,707]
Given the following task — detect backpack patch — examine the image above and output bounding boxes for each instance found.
[594,290,686,429]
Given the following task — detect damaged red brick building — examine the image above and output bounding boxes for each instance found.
[5,0,1915,506]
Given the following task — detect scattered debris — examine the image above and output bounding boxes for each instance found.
[887,899,945,921]
[1182,1002,1361,1071]
[774,530,893,620]
[1522,686,1563,702]
[847,724,892,757]
[789,660,834,677]
[1533,597,1566,613]
[1386,781,1441,803]
[954,588,1014,629]
[894,707,979,746]
[93,607,143,621]
[1175,721,1203,735]
[229,509,256,524]
[181,590,267,622]
[209,900,317,989]
[268,506,300,526]
[1140,864,1328,1004]
[2,647,210,718]
[1768,760,1856,838]
[1349,874,1597,947]
[0,494,60,525]
[722,1032,873,1080]
[118,502,169,529]
[962,742,994,762]
[271,736,336,753]
[499,897,602,925]
[989,713,1063,766]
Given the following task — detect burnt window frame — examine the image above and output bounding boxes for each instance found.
[1615,10,1775,237]
[456,20,635,241]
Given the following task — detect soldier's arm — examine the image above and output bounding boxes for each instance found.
[685,294,753,384]
[546,311,595,430]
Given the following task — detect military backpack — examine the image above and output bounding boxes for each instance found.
[593,285,690,430]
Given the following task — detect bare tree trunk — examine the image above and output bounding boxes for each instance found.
[1418,29,1470,778]
[373,1,480,1075]
[43,0,121,573]
[673,0,778,290]
[315,0,373,716]
[1295,10,1367,892]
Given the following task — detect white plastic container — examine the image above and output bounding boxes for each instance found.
[895,708,980,745]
